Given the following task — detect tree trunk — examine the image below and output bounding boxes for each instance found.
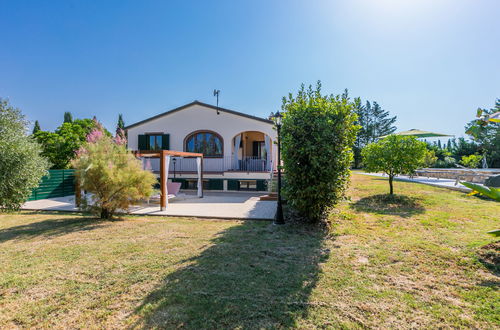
[389,175,394,195]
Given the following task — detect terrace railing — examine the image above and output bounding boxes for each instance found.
[146,156,271,173]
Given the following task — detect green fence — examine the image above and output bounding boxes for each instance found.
[28,169,76,201]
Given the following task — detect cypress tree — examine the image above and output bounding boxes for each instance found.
[63,112,73,123]
[352,99,397,168]
[32,120,41,134]
[117,114,125,130]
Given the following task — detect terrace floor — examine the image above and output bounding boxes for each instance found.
[22,191,276,220]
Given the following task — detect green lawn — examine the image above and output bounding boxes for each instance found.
[0,174,498,328]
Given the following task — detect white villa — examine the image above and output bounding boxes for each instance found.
[125,101,277,192]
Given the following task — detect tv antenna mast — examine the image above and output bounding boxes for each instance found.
[213,89,220,115]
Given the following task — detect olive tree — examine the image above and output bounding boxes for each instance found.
[0,99,49,211]
[72,126,156,219]
[362,135,427,195]
[280,82,359,223]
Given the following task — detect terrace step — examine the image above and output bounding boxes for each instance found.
[259,193,277,201]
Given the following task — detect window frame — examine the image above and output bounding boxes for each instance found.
[148,134,163,151]
[184,130,224,158]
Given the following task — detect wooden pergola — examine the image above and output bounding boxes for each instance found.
[135,150,204,210]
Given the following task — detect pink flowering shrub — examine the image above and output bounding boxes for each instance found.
[114,128,127,145]
[86,128,103,143]
[72,128,155,219]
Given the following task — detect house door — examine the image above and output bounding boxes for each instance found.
[252,141,265,159]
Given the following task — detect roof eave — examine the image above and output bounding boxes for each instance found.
[124,101,273,130]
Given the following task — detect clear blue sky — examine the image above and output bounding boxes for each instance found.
[1,0,499,138]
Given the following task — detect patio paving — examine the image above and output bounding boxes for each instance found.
[22,192,277,220]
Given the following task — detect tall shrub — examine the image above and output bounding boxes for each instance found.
[280,82,359,223]
[72,127,156,219]
[362,135,427,195]
[0,99,49,211]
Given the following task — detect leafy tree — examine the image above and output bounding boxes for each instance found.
[0,99,49,211]
[465,99,500,167]
[64,111,73,123]
[280,82,359,223]
[353,98,397,168]
[32,120,41,134]
[362,135,427,195]
[72,127,156,219]
[34,118,110,169]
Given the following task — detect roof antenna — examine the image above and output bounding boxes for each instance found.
[213,89,220,115]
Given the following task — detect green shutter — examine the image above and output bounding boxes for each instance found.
[138,135,148,150]
[161,134,170,150]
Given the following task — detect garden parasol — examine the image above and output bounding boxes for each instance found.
[378,129,453,139]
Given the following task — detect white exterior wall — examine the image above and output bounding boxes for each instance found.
[127,104,277,172]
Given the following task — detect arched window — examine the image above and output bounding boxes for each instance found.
[185,131,223,157]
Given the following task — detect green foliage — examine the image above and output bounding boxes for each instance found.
[63,111,73,123]
[434,156,457,168]
[425,142,455,167]
[0,99,49,211]
[423,149,438,168]
[353,97,397,168]
[487,229,500,237]
[461,181,500,236]
[32,120,41,134]
[72,131,156,219]
[462,181,500,202]
[280,82,359,223]
[117,114,125,131]
[116,114,126,140]
[465,99,500,167]
[459,154,483,168]
[34,118,110,169]
[448,137,480,162]
[362,135,427,195]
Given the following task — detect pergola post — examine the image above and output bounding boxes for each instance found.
[160,150,167,211]
[198,155,204,198]
[135,149,203,211]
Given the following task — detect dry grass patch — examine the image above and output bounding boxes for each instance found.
[0,173,498,328]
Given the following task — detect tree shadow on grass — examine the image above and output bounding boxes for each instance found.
[133,221,329,329]
[0,213,110,243]
[350,194,426,218]
[477,242,500,276]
